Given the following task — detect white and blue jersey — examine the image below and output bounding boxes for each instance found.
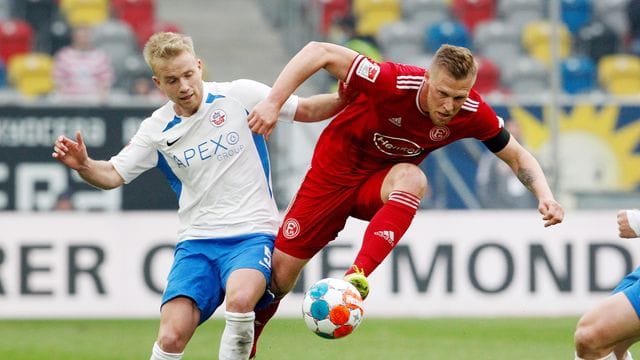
[110,80,298,241]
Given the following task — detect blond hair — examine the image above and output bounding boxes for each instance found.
[143,32,196,73]
[431,44,477,80]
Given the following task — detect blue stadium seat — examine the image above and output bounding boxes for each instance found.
[561,56,596,94]
[425,20,470,54]
[561,0,592,33]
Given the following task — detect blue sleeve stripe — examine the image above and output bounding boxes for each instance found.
[206,93,225,103]
[162,115,182,132]
[156,151,182,199]
[251,132,272,198]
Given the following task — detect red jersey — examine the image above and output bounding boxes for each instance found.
[311,55,504,186]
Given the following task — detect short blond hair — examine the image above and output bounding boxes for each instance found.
[431,44,477,80]
[143,32,196,73]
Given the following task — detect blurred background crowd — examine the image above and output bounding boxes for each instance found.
[1,0,639,213]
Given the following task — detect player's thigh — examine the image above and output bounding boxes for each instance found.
[225,268,268,312]
[159,297,200,339]
[352,167,390,220]
[579,292,640,344]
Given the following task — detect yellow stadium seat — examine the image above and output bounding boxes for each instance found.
[59,0,109,26]
[8,52,54,97]
[353,0,401,36]
[598,54,640,95]
[522,20,571,65]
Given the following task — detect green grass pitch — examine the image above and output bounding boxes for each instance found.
[0,317,636,359]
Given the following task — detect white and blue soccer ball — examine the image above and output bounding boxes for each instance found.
[302,278,364,339]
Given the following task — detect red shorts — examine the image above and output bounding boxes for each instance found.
[276,167,391,259]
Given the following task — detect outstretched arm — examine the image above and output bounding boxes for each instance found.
[618,210,640,238]
[52,131,124,190]
[248,42,359,136]
[494,136,564,227]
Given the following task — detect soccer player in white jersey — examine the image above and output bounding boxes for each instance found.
[52,32,348,360]
[574,210,640,360]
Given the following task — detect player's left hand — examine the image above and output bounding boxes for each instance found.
[247,99,280,140]
[538,199,564,227]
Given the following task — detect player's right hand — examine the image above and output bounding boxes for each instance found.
[52,131,89,171]
[618,210,640,238]
[248,100,280,140]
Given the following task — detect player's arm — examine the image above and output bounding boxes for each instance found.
[618,210,640,238]
[295,82,357,122]
[489,131,564,227]
[248,42,358,136]
[52,131,124,190]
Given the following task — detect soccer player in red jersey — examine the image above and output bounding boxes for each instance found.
[247,42,565,358]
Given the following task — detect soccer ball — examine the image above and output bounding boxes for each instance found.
[302,278,364,339]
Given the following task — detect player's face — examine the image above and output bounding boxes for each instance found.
[421,66,475,126]
[152,51,204,116]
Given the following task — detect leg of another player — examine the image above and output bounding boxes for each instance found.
[347,163,426,278]
[251,249,309,358]
[150,297,200,360]
[574,292,640,359]
[220,269,267,360]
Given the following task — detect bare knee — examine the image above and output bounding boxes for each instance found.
[226,292,256,313]
[574,319,611,358]
[157,327,189,353]
[386,163,427,198]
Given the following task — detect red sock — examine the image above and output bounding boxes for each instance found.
[347,190,420,276]
[250,298,281,358]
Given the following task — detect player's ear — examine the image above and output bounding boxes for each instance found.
[152,76,161,88]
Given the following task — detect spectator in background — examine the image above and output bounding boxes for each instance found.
[628,0,640,55]
[52,24,114,101]
[475,119,537,209]
[333,15,383,62]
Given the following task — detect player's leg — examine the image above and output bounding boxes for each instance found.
[218,235,275,360]
[151,297,200,360]
[575,278,640,359]
[347,163,426,297]
[151,241,212,360]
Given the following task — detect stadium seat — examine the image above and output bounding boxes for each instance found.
[452,0,496,34]
[598,54,640,95]
[425,20,471,54]
[0,19,34,63]
[92,19,138,87]
[498,0,545,29]
[311,0,351,35]
[522,20,571,65]
[561,0,592,34]
[575,20,619,62]
[377,20,424,62]
[48,16,73,56]
[401,0,451,32]
[0,0,9,20]
[59,0,109,26]
[111,0,155,46]
[593,0,630,37]
[7,52,54,97]
[473,20,522,69]
[501,56,548,94]
[561,56,597,94]
[353,0,401,36]
[474,56,501,95]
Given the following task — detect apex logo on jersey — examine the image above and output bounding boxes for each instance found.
[282,218,300,239]
[374,230,395,246]
[388,117,402,127]
[429,125,450,142]
[210,109,226,127]
[373,132,423,157]
[356,58,380,83]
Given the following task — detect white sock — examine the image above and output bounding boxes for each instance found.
[575,352,618,360]
[150,341,183,360]
[219,311,255,360]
